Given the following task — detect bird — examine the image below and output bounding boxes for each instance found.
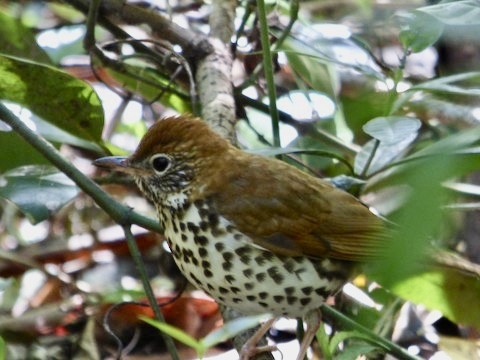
[93,115,389,359]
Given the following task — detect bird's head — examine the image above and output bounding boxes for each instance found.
[93,116,232,205]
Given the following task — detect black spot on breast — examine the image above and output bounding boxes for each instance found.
[284,259,296,273]
[287,296,298,305]
[273,295,284,303]
[247,295,256,301]
[256,272,266,282]
[222,262,233,271]
[258,301,268,308]
[245,282,254,290]
[285,287,295,295]
[267,266,284,285]
[198,248,208,258]
[194,235,209,246]
[233,298,242,303]
[219,286,228,294]
[230,286,241,294]
[198,207,209,218]
[201,260,211,269]
[199,221,209,232]
[225,274,235,284]
[208,213,219,227]
[181,234,188,242]
[204,269,213,278]
[243,269,253,278]
[258,292,268,300]
[187,222,200,234]
[315,288,329,298]
[222,252,234,261]
[301,286,313,295]
[300,298,311,306]
[215,242,225,252]
[254,255,266,266]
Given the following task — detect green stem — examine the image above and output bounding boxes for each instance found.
[320,304,423,360]
[0,103,180,360]
[256,0,280,147]
[273,0,299,50]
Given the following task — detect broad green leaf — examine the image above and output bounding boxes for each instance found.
[397,10,444,52]
[366,127,480,191]
[367,157,456,285]
[0,335,4,360]
[329,331,378,353]
[335,344,379,360]
[391,269,480,329]
[0,129,48,171]
[363,117,421,145]
[0,54,103,142]
[0,166,79,223]
[408,71,480,97]
[418,0,480,26]
[355,117,421,176]
[202,314,270,349]
[141,316,201,351]
[0,11,51,64]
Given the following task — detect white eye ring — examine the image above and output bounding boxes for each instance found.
[150,154,171,174]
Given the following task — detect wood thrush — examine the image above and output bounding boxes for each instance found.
[94,115,387,359]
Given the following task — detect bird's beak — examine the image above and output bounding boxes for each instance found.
[93,156,131,173]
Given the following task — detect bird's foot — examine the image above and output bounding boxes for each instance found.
[240,344,278,360]
[239,318,276,359]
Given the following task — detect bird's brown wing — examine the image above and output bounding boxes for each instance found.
[208,155,386,262]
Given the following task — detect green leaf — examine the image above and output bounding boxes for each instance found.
[281,40,337,98]
[363,116,421,145]
[0,166,79,223]
[418,0,480,26]
[391,269,480,329]
[408,71,480,97]
[355,117,421,176]
[0,11,52,64]
[0,335,5,360]
[141,316,201,351]
[0,128,49,171]
[0,54,104,142]
[202,314,270,349]
[329,331,378,353]
[334,344,379,360]
[397,10,444,52]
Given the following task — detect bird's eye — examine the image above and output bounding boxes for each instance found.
[150,154,171,173]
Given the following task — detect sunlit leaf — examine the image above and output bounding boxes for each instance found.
[355,117,421,176]
[0,54,104,142]
[141,316,201,351]
[418,0,480,26]
[202,314,270,349]
[363,117,421,145]
[391,269,480,329]
[397,10,444,52]
[409,71,480,96]
[0,166,79,223]
[0,11,52,63]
